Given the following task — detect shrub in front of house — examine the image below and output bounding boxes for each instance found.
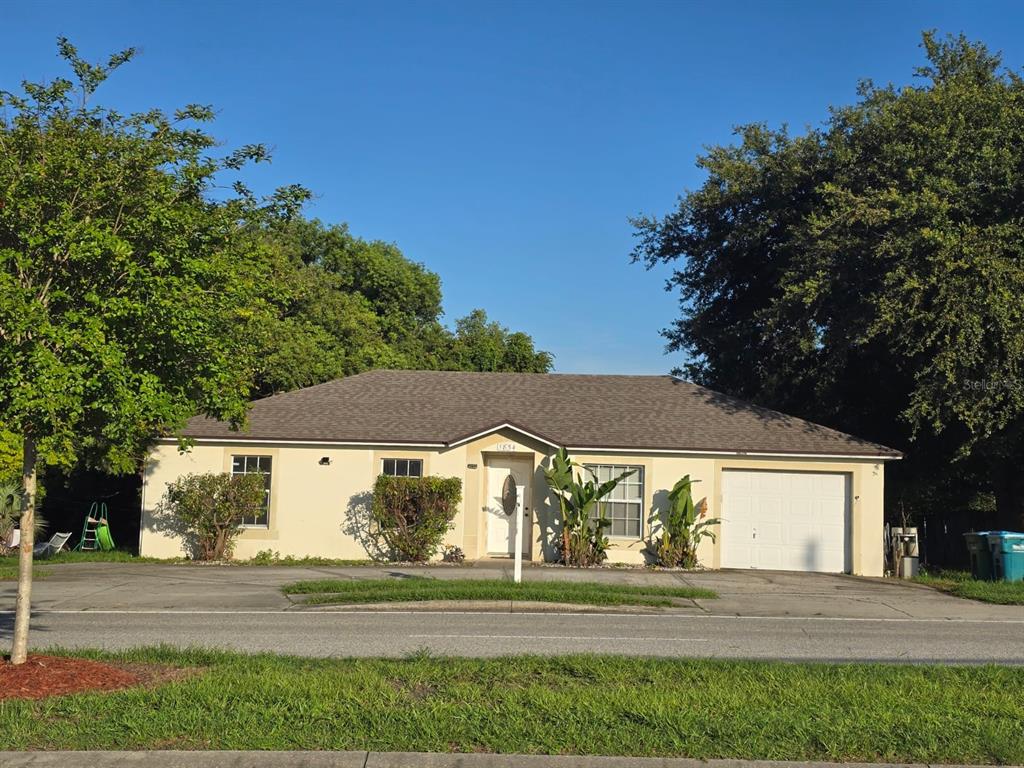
[371,475,462,562]
[160,472,266,560]
[653,475,719,568]
[442,544,465,563]
[543,448,635,566]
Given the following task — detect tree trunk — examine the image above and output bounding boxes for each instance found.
[10,437,37,665]
[992,454,1024,531]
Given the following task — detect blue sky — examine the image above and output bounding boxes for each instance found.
[5,1,1023,374]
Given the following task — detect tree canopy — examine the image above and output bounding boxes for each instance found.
[0,39,307,474]
[632,32,1024,527]
[254,218,552,396]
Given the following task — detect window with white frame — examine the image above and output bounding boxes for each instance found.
[585,464,643,538]
[231,455,272,527]
[382,458,423,477]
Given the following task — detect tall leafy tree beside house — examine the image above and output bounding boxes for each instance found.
[0,40,307,663]
[632,32,1024,527]
[254,218,553,395]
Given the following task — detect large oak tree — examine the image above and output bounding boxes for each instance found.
[633,33,1024,528]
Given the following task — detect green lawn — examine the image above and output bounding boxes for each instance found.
[1,648,1022,763]
[0,550,179,566]
[283,577,716,606]
[914,569,1024,605]
[0,565,50,581]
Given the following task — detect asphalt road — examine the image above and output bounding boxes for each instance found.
[4,607,1023,664]
[3,563,1023,664]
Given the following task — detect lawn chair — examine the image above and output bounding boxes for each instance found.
[34,531,72,559]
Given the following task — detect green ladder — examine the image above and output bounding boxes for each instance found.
[75,502,115,552]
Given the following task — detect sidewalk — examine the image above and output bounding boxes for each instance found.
[0,752,970,768]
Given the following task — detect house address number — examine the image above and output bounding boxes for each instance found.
[495,442,517,452]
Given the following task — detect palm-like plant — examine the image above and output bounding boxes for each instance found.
[544,448,635,566]
[0,482,46,552]
[655,475,719,568]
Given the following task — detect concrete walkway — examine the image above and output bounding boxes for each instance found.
[0,752,992,768]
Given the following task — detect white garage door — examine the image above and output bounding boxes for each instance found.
[721,470,851,573]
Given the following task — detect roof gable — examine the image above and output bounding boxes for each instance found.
[445,421,563,449]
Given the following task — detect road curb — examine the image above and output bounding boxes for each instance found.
[0,752,972,768]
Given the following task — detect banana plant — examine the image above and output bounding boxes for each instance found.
[544,448,635,566]
[656,474,720,568]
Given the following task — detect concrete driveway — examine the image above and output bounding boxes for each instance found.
[2,563,1022,662]
[2,561,1017,619]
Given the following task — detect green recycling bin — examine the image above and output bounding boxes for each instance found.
[963,532,994,580]
[986,532,1024,583]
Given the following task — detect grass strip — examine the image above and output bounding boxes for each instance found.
[282,577,716,606]
[1,647,1022,763]
[245,554,378,567]
[0,565,50,581]
[0,550,181,566]
[914,569,1024,605]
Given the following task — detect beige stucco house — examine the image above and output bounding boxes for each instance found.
[139,370,901,576]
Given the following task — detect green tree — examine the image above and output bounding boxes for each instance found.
[445,309,554,373]
[267,218,443,339]
[632,32,1024,528]
[0,40,305,662]
[254,220,553,394]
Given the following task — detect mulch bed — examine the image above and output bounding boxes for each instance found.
[0,655,189,701]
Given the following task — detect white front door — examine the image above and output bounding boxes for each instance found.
[721,470,850,573]
[485,457,531,556]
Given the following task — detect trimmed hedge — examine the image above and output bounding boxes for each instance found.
[371,475,462,562]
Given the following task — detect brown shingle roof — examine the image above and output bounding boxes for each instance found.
[181,370,901,457]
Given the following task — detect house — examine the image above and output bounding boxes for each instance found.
[139,370,901,575]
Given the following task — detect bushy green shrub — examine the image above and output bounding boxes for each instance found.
[251,549,281,565]
[442,544,465,564]
[654,475,719,568]
[371,475,462,562]
[160,472,266,560]
[543,448,635,566]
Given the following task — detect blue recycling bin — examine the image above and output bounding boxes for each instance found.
[986,532,1024,583]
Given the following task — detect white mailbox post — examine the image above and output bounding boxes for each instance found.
[501,473,523,584]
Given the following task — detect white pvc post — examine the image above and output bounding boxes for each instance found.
[513,486,524,584]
